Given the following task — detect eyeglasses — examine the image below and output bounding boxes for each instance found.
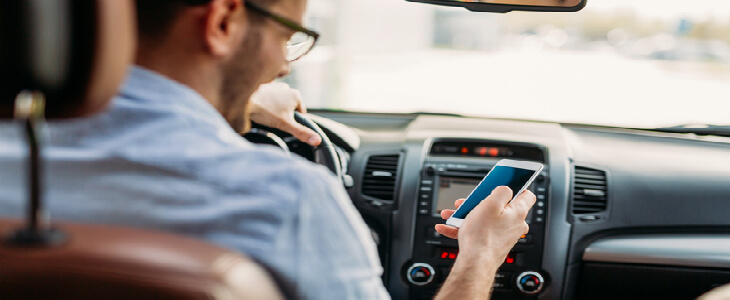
[244,1,320,62]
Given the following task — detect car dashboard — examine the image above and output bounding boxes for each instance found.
[292,111,730,300]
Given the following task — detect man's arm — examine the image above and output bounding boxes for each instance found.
[248,82,322,146]
[434,186,536,299]
[271,165,389,299]
[698,284,730,300]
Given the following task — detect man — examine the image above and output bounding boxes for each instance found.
[0,0,534,298]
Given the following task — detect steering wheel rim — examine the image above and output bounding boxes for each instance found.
[293,112,343,181]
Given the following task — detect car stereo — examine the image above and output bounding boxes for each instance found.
[405,154,549,299]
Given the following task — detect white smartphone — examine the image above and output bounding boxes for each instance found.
[445,159,544,228]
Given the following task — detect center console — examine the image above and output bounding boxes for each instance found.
[404,140,549,299]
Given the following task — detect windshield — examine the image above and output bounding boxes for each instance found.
[286,0,730,128]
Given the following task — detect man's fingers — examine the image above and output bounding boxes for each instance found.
[462,187,513,221]
[435,224,458,239]
[440,199,466,219]
[509,190,537,218]
[295,103,306,113]
[489,186,515,208]
[454,198,465,209]
[293,91,306,113]
[280,121,322,146]
[441,209,455,220]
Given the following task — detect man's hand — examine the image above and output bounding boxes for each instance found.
[698,284,730,300]
[249,82,322,147]
[433,186,536,300]
[436,186,534,259]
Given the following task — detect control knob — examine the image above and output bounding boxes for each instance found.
[406,263,435,286]
[425,166,436,176]
[516,271,545,295]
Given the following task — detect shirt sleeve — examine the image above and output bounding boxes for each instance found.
[273,165,391,300]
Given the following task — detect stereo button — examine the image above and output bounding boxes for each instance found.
[407,263,436,286]
[516,271,545,295]
[425,166,436,176]
[518,234,533,244]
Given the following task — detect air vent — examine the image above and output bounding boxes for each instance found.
[362,155,400,201]
[572,166,608,214]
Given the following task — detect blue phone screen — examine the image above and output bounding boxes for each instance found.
[451,165,536,219]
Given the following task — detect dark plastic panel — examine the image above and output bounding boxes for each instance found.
[576,263,730,300]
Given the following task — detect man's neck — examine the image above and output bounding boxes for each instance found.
[135,44,222,109]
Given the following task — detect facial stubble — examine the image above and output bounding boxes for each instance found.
[220,26,264,133]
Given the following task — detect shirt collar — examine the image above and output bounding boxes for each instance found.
[118,65,227,126]
[117,65,253,148]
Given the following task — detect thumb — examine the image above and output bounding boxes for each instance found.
[281,121,322,146]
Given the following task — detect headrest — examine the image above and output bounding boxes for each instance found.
[0,0,135,119]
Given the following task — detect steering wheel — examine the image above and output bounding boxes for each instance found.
[243,112,344,185]
[293,112,343,180]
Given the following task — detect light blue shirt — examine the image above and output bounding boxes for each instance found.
[0,66,389,299]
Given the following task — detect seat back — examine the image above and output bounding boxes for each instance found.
[0,1,286,299]
[0,220,284,300]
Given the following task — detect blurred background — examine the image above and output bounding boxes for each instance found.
[285,0,730,128]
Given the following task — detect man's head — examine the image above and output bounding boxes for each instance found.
[134,0,309,131]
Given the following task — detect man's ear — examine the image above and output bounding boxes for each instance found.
[204,0,248,57]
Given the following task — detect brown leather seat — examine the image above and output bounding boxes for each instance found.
[0,220,284,300]
[0,1,286,299]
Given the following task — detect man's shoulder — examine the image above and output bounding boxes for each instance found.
[231,145,328,175]
[217,145,339,196]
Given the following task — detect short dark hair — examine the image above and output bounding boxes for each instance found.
[134,0,278,40]
[134,0,210,40]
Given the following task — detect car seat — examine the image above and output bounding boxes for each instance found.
[0,1,289,299]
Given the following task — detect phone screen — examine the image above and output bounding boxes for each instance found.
[451,165,537,219]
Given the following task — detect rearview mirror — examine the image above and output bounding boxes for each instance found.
[406,0,586,13]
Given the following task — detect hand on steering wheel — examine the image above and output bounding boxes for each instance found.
[243,83,347,186]
[243,112,347,187]
[249,82,321,147]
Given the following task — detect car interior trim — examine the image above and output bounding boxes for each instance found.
[583,234,730,269]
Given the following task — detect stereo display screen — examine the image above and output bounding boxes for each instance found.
[435,177,482,215]
[434,176,532,223]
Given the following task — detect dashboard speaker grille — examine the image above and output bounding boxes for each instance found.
[362,155,400,201]
[572,166,608,214]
